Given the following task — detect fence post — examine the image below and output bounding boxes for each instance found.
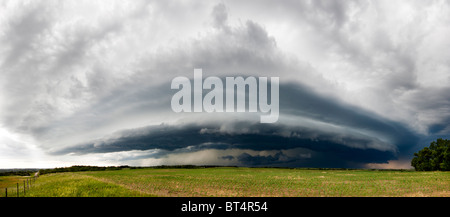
[17,183,19,197]
[23,180,26,196]
[5,188,7,197]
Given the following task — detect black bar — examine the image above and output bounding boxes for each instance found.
[0,197,447,216]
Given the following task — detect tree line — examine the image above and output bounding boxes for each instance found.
[0,169,38,176]
[37,165,224,175]
[38,165,132,175]
[411,138,450,171]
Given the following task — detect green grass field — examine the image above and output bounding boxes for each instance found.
[1,167,449,197]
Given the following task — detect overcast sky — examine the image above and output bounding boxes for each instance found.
[1,0,449,169]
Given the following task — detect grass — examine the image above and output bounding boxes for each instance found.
[1,167,449,197]
[0,176,34,197]
[0,176,27,189]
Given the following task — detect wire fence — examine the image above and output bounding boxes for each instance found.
[1,174,39,197]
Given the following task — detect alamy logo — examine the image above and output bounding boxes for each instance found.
[171,69,279,123]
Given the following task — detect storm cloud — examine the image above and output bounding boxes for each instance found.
[51,80,416,168]
[1,0,449,168]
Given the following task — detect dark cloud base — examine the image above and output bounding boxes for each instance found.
[50,82,422,168]
[279,83,420,153]
[52,122,398,168]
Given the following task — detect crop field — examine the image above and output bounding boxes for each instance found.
[1,167,449,197]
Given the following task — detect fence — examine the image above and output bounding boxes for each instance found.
[1,174,38,197]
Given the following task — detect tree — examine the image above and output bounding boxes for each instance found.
[411,138,450,171]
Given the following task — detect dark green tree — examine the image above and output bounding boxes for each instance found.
[411,138,450,171]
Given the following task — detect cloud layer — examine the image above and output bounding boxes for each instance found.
[1,0,449,168]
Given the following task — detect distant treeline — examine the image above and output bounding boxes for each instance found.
[3,165,415,177]
[0,169,38,176]
[38,165,132,175]
[7,165,415,176]
[149,165,234,169]
[37,165,227,175]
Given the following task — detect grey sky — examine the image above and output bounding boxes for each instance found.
[1,0,449,168]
